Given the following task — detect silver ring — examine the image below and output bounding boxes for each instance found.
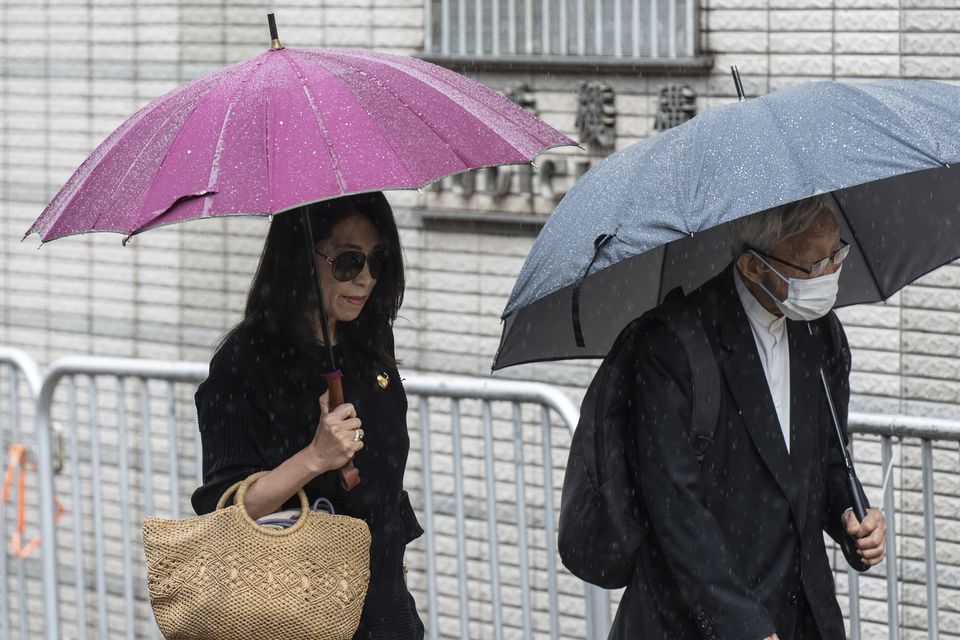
[353,430,362,442]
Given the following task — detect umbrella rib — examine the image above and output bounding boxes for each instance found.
[828,191,885,300]
[131,56,268,234]
[314,52,480,171]
[682,111,707,235]
[852,84,951,167]
[280,52,349,193]
[84,71,233,234]
[96,110,189,232]
[31,105,149,236]
[65,85,208,233]
[293,53,433,183]
[201,59,268,217]
[34,65,236,236]
[656,240,669,305]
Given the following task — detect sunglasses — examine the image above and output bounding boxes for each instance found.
[750,240,850,278]
[315,248,388,282]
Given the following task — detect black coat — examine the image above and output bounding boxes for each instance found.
[192,323,424,639]
[610,266,853,640]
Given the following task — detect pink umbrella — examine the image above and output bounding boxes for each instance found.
[26,21,573,243]
[26,15,574,489]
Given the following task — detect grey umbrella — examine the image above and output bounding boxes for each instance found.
[494,79,960,370]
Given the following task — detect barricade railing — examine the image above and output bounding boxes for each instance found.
[33,357,209,640]
[3,353,603,640]
[3,349,959,640]
[0,348,43,640]
[842,412,960,640]
[403,375,608,640]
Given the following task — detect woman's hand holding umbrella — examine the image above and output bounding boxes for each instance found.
[238,389,364,521]
[310,390,365,474]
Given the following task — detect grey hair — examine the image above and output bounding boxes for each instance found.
[727,195,833,259]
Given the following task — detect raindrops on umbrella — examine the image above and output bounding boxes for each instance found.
[495,79,960,371]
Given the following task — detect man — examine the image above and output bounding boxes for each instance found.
[611,196,886,639]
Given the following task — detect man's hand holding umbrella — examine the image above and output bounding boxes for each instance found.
[843,507,888,567]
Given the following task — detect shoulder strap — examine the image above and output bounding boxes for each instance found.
[649,296,721,463]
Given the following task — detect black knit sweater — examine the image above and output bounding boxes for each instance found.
[192,322,424,639]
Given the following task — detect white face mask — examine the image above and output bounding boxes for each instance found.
[750,251,842,322]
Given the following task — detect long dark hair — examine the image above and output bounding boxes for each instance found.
[236,192,404,369]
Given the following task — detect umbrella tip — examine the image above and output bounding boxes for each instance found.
[122,234,133,246]
[267,13,283,50]
[731,65,746,101]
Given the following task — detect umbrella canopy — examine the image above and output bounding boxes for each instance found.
[27,46,573,242]
[24,16,575,491]
[495,79,960,370]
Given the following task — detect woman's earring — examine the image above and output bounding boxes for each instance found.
[376,372,389,390]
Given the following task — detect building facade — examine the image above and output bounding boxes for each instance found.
[2,1,959,638]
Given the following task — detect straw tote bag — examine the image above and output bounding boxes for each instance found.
[143,472,371,640]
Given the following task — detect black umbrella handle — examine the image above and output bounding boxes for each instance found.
[846,465,869,522]
[840,468,871,572]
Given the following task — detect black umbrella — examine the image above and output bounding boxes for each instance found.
[496,79,960,369]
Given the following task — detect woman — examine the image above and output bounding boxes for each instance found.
[192,192,424,639]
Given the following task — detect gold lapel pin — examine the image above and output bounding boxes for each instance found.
[376,372,390,390]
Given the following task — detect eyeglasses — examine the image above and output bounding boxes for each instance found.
[315,248,388,282]
[750,240,850,278]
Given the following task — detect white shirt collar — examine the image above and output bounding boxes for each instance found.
[734,268,787,346]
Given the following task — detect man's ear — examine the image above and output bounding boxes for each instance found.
[736,252,766,284]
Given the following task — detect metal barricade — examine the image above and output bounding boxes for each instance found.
[33,357,208,640]
[4,348,959,640]
[0,348,43,640]
[840,412,960,640]
[403,375,607,640]
[13,354,603,640]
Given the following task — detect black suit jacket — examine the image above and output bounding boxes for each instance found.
[609,266,853,640]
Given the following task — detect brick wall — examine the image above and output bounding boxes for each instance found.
[2,0,959,638]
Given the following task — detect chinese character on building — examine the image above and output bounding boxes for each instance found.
[654,85,697,131]
[506,81,537,115]
[575,82,616,153]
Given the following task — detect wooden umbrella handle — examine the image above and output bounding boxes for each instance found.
[325,373,360,490]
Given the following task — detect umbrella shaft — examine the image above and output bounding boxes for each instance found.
[300,209,337,358]
[300,208,360,491]
[847,469,868,522]
[819,367,868,521]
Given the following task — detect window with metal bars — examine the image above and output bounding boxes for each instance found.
[424,0,701,63]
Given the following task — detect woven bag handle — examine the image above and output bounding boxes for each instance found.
[215,471,313,536]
